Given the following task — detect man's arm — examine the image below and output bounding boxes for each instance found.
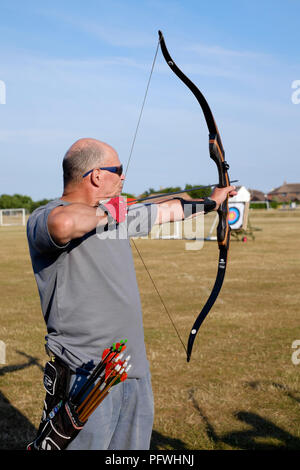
[154,199,184,225]
[154,185,237,225]
[48,203,108,246]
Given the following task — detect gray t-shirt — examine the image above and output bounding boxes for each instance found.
[26,198,157,378]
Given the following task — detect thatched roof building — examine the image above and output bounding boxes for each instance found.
[267,182,300,202]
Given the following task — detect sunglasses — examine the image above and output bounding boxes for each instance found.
[82,164,123,178]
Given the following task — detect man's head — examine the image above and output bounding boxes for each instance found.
[62,138,124,201]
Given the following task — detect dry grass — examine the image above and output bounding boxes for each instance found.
[0,209,300,450]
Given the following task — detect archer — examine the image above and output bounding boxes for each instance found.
[26,136,235,450]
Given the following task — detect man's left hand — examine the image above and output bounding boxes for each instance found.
[210,185,237,209]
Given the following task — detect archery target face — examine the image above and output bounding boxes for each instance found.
[228,202,245,230]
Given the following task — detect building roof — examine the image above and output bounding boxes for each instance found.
[248,189,266,201]
[268,183,300,195]
[267,182,300,201]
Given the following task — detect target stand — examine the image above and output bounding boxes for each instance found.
[206,200,257,242]
[228,201,255,241]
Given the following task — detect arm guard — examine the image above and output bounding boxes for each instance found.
[173,197,217,217]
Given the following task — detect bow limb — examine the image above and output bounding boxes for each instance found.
[158,31,231,362]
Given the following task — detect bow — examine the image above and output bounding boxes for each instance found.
[158,31,231,362]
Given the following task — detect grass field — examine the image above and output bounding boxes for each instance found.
[0,209,299,450]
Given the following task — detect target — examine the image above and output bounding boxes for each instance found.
[228,202,245,230]
[229,206,240,226]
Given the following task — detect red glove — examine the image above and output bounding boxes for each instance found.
[101,196,128,224]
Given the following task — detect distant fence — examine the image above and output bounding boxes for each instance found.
[249,201,300,210]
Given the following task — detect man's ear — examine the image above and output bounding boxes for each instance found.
[90,169,101,187]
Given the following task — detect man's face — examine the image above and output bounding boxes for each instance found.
[97,151,125,199]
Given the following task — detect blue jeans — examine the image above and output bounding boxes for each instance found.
[67,372,154,450]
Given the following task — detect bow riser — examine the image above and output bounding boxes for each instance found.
[209,136,231,249]
[209,136,229,187]
[216,200,230,249]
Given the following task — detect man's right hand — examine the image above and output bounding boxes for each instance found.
[100,196,128,224]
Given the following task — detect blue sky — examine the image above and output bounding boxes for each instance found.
[0,0,299,200]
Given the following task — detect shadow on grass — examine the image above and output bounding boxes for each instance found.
[188,386,300,450]
[2,357,299,451]
[150,430,187,450]
[0,391,37,450]
[221,411,300,450]
[0,351,43,450]
[0,350,44,377]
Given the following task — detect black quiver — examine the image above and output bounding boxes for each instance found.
[27,356,85,451]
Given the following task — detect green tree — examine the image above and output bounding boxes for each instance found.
[184,184,212,198]
[0,194,52,213]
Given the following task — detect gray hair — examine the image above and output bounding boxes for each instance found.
[62,140,107,188]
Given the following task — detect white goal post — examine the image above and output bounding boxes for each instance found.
[0,208,26,226]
